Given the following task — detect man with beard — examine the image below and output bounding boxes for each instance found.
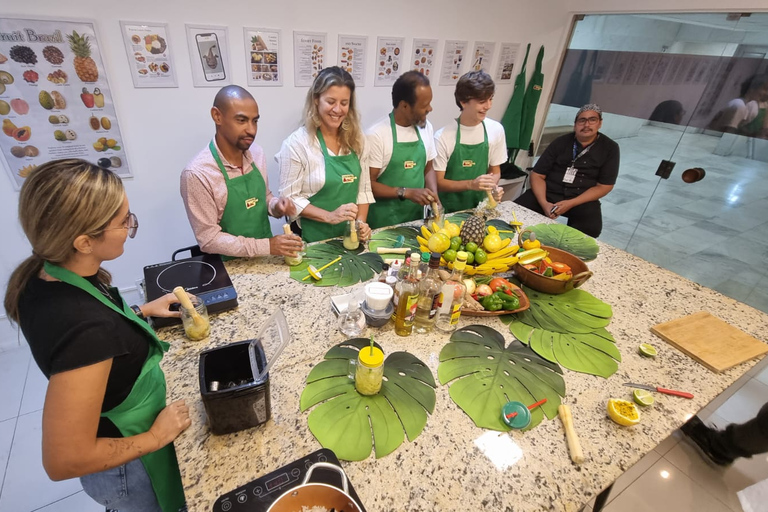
[366,70,440,229]
[514,104,619,238]
[181,85,303,258]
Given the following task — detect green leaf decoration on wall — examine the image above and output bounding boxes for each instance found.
[438,325,565,432]
[290,240,383,287]
[512,286,612,333]
[300,338,436,461]
[368,227,421,258]
[527,223,600,261]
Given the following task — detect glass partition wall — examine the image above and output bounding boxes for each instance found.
[539,12,768,313]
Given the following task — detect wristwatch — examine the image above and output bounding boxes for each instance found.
[397,187,406,201]
[130,304,145,320]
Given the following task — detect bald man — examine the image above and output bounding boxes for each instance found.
[181,85,302,258]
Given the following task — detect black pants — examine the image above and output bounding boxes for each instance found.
[514,189,603,238]
[716,402,768,458]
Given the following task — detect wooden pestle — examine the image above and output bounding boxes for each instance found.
[173,286,206,328]
[486,189,498,208]
[558,404,585,464]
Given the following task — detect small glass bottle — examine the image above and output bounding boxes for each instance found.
[378,263,390,283]
[339,293,365,337]
[397,256,411,281]
[435,251,468,334]
[394,253,421,336]
[343,220,359,251]
[417,252,430,281]
[413,253,444,334]
[355,346,384,395]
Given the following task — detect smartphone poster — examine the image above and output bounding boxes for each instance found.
[185,24,231,87]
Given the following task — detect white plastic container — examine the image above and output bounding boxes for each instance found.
[364,282,394,311]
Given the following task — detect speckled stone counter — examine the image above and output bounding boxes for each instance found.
[159,202,768,512]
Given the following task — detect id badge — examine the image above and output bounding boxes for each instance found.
[563,166,577,184]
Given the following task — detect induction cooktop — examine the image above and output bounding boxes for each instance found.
[212,448,366,512]
[143,253,237,328]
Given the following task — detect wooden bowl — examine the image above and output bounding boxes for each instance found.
[462,283,530,316]
[513,245,592,294]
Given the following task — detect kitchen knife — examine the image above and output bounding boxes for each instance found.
[624,382,694,399]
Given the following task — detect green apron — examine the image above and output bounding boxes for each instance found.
[519,45,545,154]
[209,141,273,260]
[43,262,185,512]
[367,113,427,229]
[439,119,489,213]
[300,130,362,242]
[741,107,766,137]
[500,43,530,150]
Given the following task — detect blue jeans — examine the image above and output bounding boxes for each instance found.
[80,457,163,512]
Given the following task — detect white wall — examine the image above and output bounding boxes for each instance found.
[2,0,767,349]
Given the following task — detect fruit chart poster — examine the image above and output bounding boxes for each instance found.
[119,21,178,88]
[244,27,282,87]
[0,17,131,190]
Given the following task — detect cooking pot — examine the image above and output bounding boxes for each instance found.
[267,462,363,512]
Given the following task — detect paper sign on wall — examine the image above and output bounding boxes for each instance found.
[470,41,496,74]
[244,27,282,87]
[495,43,519,82]
[338,35,367,86]
[293,31,327,87]
[119,21,177,88]
[185,24,231,88]
[374,36,405,87]
[439,40,468,86]
[410,38,437,79]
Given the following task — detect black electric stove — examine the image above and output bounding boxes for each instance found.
[143,254,238,328]
[212,449,366,512]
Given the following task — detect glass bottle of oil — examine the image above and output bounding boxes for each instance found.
[413,252,443,333]
[435,251,468,333]
[394,252,421,336]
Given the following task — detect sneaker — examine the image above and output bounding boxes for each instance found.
[680,416,735,467]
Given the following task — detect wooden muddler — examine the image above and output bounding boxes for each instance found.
[558,404,585,464]
[376,247,410,255]
[282,223,292,235]
[173,286,205,327]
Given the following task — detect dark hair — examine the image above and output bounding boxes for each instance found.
[454,70,495,110]
[392,70,430,108]
[740,74,768,97]
[649,100,684,124]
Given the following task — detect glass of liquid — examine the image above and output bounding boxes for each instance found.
[343,220,360,251]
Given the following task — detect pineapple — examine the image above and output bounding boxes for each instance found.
[67,31,99,83]
[460,207,487,245]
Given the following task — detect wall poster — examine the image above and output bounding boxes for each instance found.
[119,21,177,88]
[410,38,437,79]
[495,42,519,82]
[337,34,367,86]
[185,24,231,88]
[244,27,282,87]
[439,40,468,86]
[374,36,405,87]
[470,41,496,73]
[293,31,327,87]
[0,16,131,189]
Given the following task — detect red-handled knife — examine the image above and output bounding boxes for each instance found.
[624,382,694,399]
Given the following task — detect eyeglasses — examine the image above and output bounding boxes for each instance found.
[102,212,139,239]
[576,116,600,126]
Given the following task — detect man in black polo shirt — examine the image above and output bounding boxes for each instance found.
[514,104,619,237]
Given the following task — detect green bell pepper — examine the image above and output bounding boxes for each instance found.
[480,293,504,311]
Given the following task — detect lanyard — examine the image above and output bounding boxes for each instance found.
[571,135,598,165]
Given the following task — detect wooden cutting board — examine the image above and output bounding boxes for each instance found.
[651,311,768,373]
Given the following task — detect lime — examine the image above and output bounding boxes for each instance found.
[465,252,475,264]
[632,389,655,407]
[465,242,478,253]
[443,249,457,262]
[459,244,466,252]
[474,249,488,265]
[450,236,462,251]
[607,399,640,426]
[638,343,657,357]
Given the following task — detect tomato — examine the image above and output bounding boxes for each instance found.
[550,261,572,274]
[489,277,514,295]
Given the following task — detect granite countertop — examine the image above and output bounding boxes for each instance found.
[159,203,768,512]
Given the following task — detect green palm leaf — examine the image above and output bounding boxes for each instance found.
[438,325,565,432]
[300,338,436,461]
[527,223,599,261]
[289,240,383,287]
[368,227,421,258]
[510,286,612,333]
[507,322,621,378]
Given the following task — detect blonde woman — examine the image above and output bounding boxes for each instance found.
[4,160,190,512]
[277,66,374,243]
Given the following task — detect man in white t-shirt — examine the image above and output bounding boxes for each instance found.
[434,70,506,213]
[366,70,439,229]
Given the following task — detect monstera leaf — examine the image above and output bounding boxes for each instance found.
[290,240,383,287]
[511,286,612,333]
[368,226,421,259]
[300,338,436,461]
[527,223,599,261]
[506,322,620,378]
[438,325,565,432]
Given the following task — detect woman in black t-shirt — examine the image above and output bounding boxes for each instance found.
[4,159,191,512]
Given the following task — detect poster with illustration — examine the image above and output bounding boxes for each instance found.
[410,38,437,79]
[337,35,367,86]
[0,16,131,189]
[185,24,231,88]
[439,40,468,86]
[119,21,177,88]
[374,36,405,87]
[495,43,519,82]
[470,41,495,73]
[244,27,281,87]
[293,31,327,87]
